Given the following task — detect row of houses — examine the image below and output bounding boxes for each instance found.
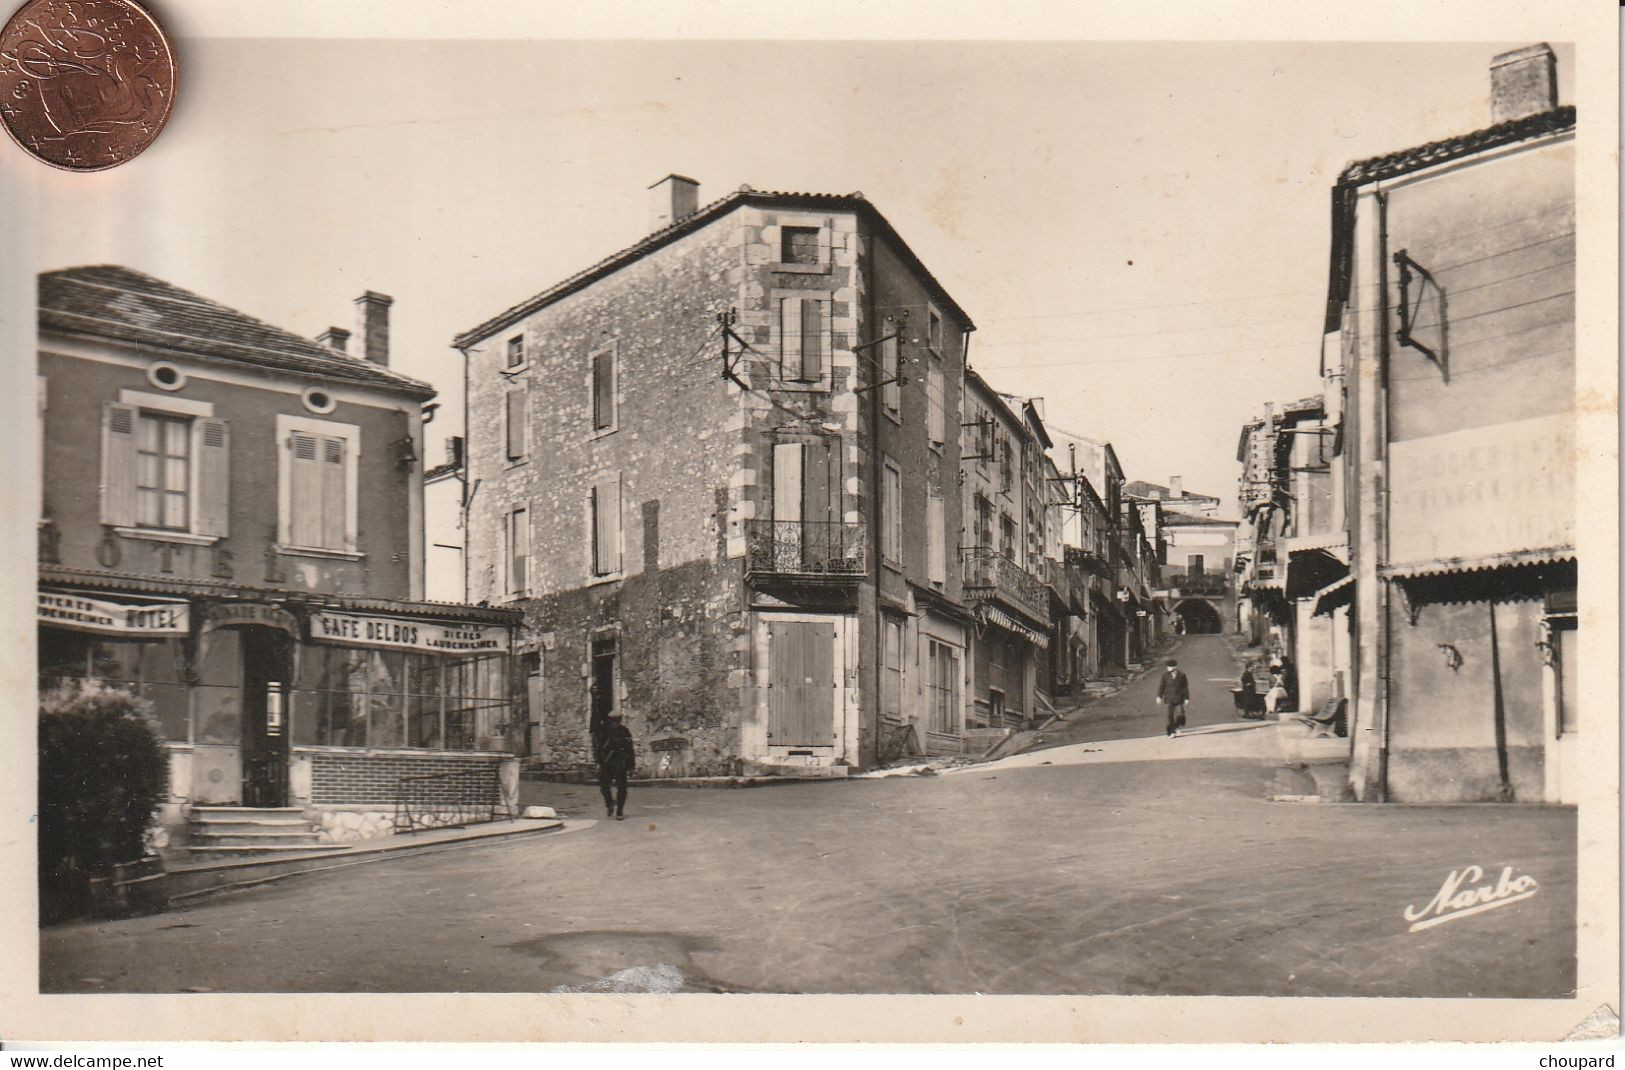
[35,178,1228,847]
[1235,44,1579,804]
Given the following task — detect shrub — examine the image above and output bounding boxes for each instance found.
[39,680,169,917]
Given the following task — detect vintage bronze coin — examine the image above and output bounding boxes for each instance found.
[0,0,175,171]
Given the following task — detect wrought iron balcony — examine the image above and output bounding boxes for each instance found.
[1170,572,1229,597]
[961,547,1048,623]
[745,520,865,580]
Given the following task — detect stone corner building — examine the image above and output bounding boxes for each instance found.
[453,178,981,777]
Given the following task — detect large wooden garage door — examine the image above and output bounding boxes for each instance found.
[768,620,836,746]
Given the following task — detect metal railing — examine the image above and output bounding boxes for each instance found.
[960,546,1048,622]
[745,519,865,577]
[393,768,509,834]
[1170,572,1229,596]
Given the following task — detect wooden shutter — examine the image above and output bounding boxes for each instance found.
[510,508,528,593]
[772,443,802,524]
[288,431,322,547]
[802,440,832,526]
[927,494,946,583]
[882,336,900,413]
[592,474,621,574]
[195,418,231,537]
[593,350,615,430]
[799,297,823,381]
[100,402,138,526]
[506,388,525,459]
[320,436,347,550]
[928,362,945,444]
[780,298,802,380]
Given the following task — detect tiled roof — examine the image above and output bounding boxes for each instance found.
[40,266,437,399]
[452,187,975,348]
[1159,510,1237,528]
[1338,105,1575,186]
[1124,479,1221,503]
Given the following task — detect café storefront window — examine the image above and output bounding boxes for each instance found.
[293,644,512,753]
[38,627,190,742]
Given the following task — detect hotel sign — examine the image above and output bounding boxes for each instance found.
[38,592,189,635]
[309,610,510,655]
[1388,414,1574,568]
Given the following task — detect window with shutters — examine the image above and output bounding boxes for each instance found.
[590,344,617,434]
[927,494,946,585]
[589,473,623,579]
[775,292,830,387]
[882,617,903,723]
[508,507,529,596]
[102,390,229,542]
[881,459,903,569]
[506,334,526,369]
[926,305,943,355]
[927,640,961,735]
[881,335,901,420]
[927,357,945,447]
[505,386,527,462]
[276,414,360,556]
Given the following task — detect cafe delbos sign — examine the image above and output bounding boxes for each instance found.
[38,592,189,635]
[309,610,510,655]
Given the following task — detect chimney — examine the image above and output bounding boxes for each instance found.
[648,174,700,232]
[316,326,350,353]
[354,291,393,367]
[1169,475,1184,499]
[1490,44,1557,124]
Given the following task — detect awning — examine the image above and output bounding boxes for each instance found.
[1380,547,1576,580]
[980,605,1051,650]
[1284,530,1350,558]
[1286,546,1351,600]
[1311,575,1355,617]
[38,589,189,636]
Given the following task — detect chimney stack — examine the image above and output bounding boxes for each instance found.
[1169,475,1184,499]
[648,174,700,232]
[355,291,393,367]
[1490,44,1557,124]
[316,326,351,353]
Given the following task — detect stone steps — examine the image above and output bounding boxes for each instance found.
[186,806,341,859]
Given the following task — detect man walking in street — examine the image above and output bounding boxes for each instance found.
[1157,658,1190,737]
[595,710,636,820]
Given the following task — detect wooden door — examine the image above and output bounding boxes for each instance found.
[768,621,836,746]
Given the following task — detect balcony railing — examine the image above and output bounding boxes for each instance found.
[961,547,1048,622]
[745,520,865,579]
[1170,572,1229,597]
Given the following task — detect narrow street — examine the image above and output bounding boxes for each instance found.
[1033,634,1246,749]
[40,718,1576,998]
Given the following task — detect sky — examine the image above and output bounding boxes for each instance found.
[9,29,1577,518]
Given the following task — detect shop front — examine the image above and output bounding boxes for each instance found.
[38,571,522,843]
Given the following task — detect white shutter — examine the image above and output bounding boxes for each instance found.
[100,402,138,526]
[195,418,230,537]
[288,431,322,547]
[780,297,802,380]
[320,435,346,550]
[592,474,622,575]
[606,473,622,573]
[773,442,803,524]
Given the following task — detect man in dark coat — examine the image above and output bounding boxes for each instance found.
[1157,658,1191,737]
[594,710,636,820]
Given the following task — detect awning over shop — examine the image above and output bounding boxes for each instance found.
[1311,575,1355,617]
[38,590,189,636]
[1379,547,1576,580]
[980,605,1051,650]
[1286,546,1351,600]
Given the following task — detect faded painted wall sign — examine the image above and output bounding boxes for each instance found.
[38,591,188,634]
[1388,413,1574,566]
[309,610,510,654]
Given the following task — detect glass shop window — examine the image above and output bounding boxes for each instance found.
[38,627,190,742]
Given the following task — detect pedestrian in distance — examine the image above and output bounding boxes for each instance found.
[595,710,636,821]
[1156,658,1190,737]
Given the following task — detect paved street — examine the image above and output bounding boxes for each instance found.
[41,684,1576,996]
[1033,634,1250,749]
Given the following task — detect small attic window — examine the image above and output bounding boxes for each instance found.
[506,335,526,368]
[146,361,186,391]
[781,226,820,266]
[302,387,336,414]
